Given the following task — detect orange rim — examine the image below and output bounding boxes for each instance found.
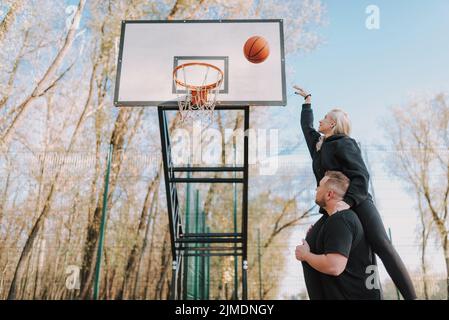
[173,62,224,91]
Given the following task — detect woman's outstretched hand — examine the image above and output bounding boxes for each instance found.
[293,85,311,103]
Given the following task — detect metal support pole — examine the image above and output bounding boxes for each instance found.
[158,108,178,300]
[171,260,178,299]
[233,142,239,300]
[206,226,210,299]
[93,143,113,300]
[183,168,191,299]
[158,108,177,259]
[242,106,249,300]
[257,228,263,299]
[194,190,199,299]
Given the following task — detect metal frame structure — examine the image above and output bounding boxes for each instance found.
[158,105,250,300]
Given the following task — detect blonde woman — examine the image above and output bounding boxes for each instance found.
[293,85,416,300]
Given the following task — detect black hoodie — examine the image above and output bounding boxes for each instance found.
[301,103,370,209]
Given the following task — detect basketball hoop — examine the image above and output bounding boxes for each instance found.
[173,62,224,123]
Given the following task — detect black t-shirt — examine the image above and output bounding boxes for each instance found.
[302,214,328,299]
[314,209,381,300]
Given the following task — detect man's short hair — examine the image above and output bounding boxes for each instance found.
[324,171,350,200]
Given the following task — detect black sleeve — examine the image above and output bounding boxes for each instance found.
[323,216,353,258]
[300,104,321,158]
[335,138,370,208]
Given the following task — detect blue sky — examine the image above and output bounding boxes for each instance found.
[288,0,449,144]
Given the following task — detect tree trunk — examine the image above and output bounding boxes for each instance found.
[32,233,45,299]
[420,231,429,299]
[7,182,55,300]
[134,188,159,298]
[19,253,32,299]
[418,196,430,299]
[118,165,162,299]
[144,195,160,299]
[444,237,449,300]
[79,109,131,299]
[0,163,11,227]
[154,229,171,300]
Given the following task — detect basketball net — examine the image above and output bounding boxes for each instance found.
[173,63,224,124]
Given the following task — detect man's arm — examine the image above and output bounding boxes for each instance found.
[296,215,353,276]
[304,252,348,277]
[296,240,348,276]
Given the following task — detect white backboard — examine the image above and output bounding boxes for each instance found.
[114,20,286,107]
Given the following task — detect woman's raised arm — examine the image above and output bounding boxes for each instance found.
[294,85,320,158]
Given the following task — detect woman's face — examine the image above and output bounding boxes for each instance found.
[318,114,336,134]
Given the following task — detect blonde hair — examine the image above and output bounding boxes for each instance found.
[327,108,351,136]
[324,171,350,200]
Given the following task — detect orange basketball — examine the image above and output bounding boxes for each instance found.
[243,36,270,64]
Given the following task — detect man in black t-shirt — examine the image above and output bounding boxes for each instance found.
[295,171,381,300]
